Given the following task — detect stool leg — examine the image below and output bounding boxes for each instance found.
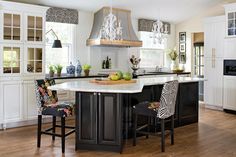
[171,115,174,145]
[161,119,165,152]
[61,117,65,153]
[37,115,42,148]
[146,116,150,139]
[133,113,137,146]
[52,116,56,141]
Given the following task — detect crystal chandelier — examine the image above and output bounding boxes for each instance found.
[100,0,122,41]
[151,20,168,44]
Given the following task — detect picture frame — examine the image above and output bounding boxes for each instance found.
[179,43,186,52]
[179,32,186,42]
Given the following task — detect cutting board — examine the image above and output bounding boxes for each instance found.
[90,79,137,85]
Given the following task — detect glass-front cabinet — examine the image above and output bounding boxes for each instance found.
[1,45,22,74]
[25,46,43,73]
[3,12,22,41]
[227,12,236,37]
[26,15,43,42]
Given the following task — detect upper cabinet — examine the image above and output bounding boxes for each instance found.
[3,12,22,42]
[0,1,48,76]
[224,3,236,37]
[26,14,44,43]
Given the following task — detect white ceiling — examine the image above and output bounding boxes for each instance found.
[6,0,226,23]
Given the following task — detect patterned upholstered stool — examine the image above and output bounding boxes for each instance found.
[35,79,75,153]
[133,80,179,152]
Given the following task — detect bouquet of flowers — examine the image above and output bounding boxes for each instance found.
[130,55,141,68]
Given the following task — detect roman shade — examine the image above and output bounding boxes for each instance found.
[138,19,171,34]
[46,7,78,24]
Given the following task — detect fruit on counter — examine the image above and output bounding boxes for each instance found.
[117,71,123,79]
[108,73,120,81]
[123,72,132,80]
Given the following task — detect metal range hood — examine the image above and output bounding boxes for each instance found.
[86,7,142,47]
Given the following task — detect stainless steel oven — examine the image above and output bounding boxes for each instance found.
[224,60,236,76]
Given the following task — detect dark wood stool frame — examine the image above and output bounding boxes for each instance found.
[133,113,175,152]
[37,115,75,153]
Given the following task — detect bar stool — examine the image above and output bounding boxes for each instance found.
[133,80,179,152]
[34,79,75,153]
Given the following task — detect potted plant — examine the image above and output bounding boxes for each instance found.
[82,64,91,76]
[48,65,55,77]
[54,64,63,77]
[166,48,178,70]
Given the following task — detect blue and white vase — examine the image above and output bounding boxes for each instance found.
[76,60,82,75]
[66,62,75,75]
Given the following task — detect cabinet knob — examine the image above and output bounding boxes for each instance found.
[98,93,101,96]
[93,93,96,95]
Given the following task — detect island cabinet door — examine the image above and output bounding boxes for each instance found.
[178,82,199,126]
[77,92,97,144]
[98,93,122,146]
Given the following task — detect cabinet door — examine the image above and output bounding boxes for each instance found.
[1,81,22,122]
[1,44,22,75]
[226,12,236,37]
[2,12,22,42]
[25,13,44,43]
[25,45,44,74]
[204,22,215,58]
[77,92,97,144]
[23,81,37,119]
[223,76,236,111]
[98,93,122,146]
[204,58,223,107]
[204,17,225,58]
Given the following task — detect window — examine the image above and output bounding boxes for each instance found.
[139,31,166,68]
[45,22,75,73]
[193,43,204,76]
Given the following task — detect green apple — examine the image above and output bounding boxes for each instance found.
[123,72,132,80]
[116,71,123,79]
[109,74,120,81]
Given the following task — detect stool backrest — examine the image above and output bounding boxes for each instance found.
[34,79,58,113]
[158,80,179,119]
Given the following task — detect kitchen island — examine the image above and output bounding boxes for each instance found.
[49,76,205,152]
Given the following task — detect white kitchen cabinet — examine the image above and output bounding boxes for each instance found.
[204,16,225,108]
[204,16,225,58]
[204,58,223,107]
[223,76,236,110]
[224,3,236,37]
[23,80,37,119]
[224,38,236,59]
[0,81,23,125]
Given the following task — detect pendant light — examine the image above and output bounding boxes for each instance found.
[100,0,122,41]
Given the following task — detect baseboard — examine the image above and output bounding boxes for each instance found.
[200,103,223,111]
[0,116,75,130]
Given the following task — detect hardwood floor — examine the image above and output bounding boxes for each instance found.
[0,108,236,157]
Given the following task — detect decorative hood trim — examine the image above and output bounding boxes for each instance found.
[87,7,142,47]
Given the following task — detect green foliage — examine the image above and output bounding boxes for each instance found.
[166,48,178,61]
[54,64,63,72]
[48,65,55,72]
[82,64,91,70]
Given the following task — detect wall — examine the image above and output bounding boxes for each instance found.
[175,1,236,72]
[76,10,176,73]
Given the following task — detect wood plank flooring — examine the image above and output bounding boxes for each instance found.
[0,107,236,157]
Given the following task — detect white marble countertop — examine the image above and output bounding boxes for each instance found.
[48,76,206,93]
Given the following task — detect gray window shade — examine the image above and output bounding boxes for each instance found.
[46,7,78,24]
[138,19,171,34]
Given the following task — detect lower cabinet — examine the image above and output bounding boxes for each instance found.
[204,58,223,107]
[76,92,122,152]
[23,80,37,120]
[0,81,23,127]
[223,76,236,111]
